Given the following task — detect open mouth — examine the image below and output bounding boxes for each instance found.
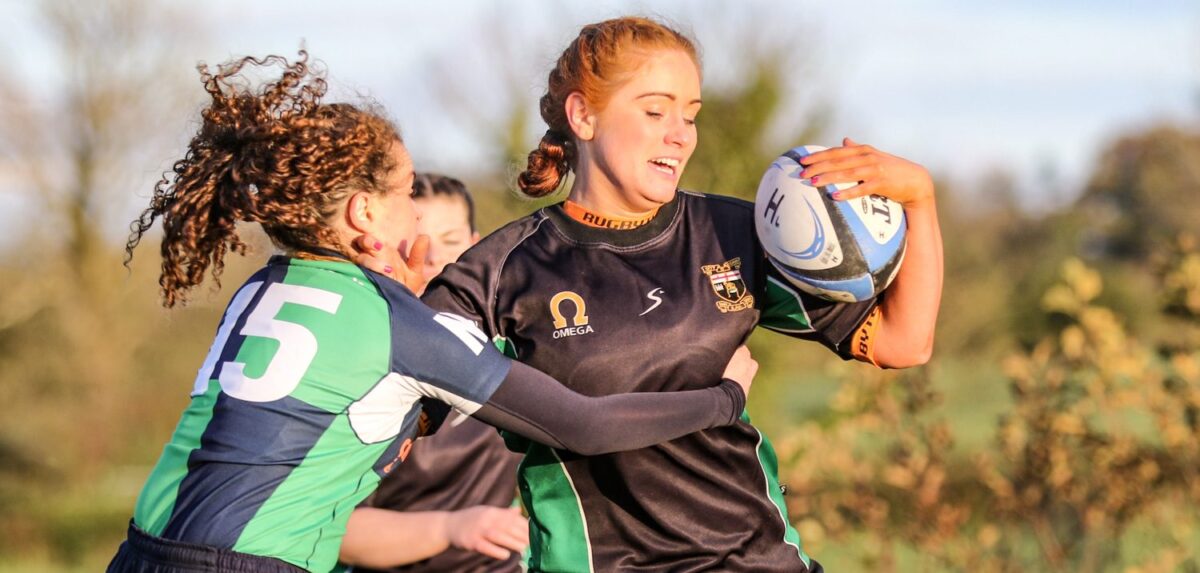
[649,157,680,176]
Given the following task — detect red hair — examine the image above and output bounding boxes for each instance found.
[517,17,700,197]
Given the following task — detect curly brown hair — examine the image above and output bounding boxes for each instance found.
[125,50,402,307]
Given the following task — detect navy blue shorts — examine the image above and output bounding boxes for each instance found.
[107,521,305,572]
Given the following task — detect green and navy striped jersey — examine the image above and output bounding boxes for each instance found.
[133,257,510,572]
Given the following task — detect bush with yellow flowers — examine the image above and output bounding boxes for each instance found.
[777,236,1200,572]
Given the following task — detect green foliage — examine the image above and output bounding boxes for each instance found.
[0,243,260,569]
[681,57,827,199]
[1080,125,1200,259]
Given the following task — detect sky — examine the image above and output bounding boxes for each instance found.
[196,0,1200,205]
[0,0,1197,244]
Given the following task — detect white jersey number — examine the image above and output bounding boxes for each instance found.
[432,312,488,356]
[192,282,342,402]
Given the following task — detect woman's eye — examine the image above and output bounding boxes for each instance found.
[684,117,697,126]
[646,111,663,119]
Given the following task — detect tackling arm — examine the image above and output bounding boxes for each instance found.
[471,361,746,456]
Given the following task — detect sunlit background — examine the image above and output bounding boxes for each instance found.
[1,1,1198,571]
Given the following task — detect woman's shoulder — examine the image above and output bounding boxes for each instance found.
[678,189,755,218]
[433,209,556,295]
[464,209,554,261]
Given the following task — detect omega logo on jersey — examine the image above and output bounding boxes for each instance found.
[549,291,595,339]
[701,257,755,313]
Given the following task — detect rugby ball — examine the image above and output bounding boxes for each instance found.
[754,145,907,303]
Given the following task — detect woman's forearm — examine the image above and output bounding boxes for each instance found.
[339,507,452,568]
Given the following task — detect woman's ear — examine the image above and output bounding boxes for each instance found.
[565,92,595,141]
[345,191,373,234]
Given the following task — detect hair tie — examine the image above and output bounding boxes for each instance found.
[545,129,574,168]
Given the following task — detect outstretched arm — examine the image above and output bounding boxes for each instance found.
[473,346,755,455]
[799,138,943,368]
[359,258,758,455]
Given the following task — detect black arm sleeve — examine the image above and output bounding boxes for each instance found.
[470,361,746,456]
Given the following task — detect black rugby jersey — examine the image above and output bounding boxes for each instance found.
[422,191,879,572]
[357,413,522,573]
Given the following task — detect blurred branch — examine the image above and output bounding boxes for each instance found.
[0,0,201,270]
[1078,125,1200,260]
[0,0,206,510]
[679,4,831,199]
[424,4,567,176]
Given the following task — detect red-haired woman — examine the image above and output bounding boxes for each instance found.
[395,16,943,573]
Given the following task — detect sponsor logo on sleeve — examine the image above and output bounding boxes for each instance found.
[701,258,755,313]
[850,306,882,366]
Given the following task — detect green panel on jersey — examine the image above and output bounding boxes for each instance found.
[751,412,812,568]
[133,380,221,536]
[759,276,815,334]
[230,331,281,380]
[520,444,592,573]
[233,414,390,571]
[493,335,518,359]
[280,261,391,412]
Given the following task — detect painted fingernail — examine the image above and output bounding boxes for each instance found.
[810,176,820,184]
[383,265,394,274]
[831,192,843,200]
[373,241,383,250]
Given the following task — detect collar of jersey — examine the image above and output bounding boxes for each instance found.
[544,192,682,248]
[268,253,371,282]
[562,200,659,230]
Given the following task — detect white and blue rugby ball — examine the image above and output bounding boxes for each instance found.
[755,145,907,303]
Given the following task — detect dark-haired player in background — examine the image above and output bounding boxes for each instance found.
[340,175,525,573]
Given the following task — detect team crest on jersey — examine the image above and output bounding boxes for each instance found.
[701,258,755,313]
[549,291,595,339]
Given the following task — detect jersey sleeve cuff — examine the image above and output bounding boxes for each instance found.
[847,305,883,366]
[718,378,747,426]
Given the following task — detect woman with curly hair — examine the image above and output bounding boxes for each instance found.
[107,51,759,573]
